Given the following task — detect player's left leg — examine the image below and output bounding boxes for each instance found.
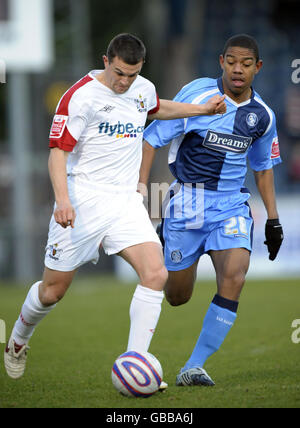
[210,247,250,300]
[176,248,250,386]
[186,248,250,367]
[118,242,167,352]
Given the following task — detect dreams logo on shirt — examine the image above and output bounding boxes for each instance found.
[203,130,252,153]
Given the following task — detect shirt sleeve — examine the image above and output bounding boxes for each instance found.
[143,78,214,149]
[143,79,160,115]
[248,111,282,171]
[143,117,185,148]
[49,96,89,152]
[143,89,186,148]
[148,93,160,115]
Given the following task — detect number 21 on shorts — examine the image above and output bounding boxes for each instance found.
[224,216,248,236]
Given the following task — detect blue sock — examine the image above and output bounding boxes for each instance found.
[182,294,238,371]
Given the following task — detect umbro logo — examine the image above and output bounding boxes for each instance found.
[99,105,115,113]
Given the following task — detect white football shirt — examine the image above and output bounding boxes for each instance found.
[49,70,160,188]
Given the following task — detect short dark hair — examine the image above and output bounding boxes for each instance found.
[106,33,146,65]
[222,34,260,62]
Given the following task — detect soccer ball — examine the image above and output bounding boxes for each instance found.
[111,351,163,397]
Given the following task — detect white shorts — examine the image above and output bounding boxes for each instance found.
[44,177,160,272]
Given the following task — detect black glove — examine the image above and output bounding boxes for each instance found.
[264,219,283,261]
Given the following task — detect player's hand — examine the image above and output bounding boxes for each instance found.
[264,219,283,260]
[54,200,76,229]
[203,94,226,115]
[137,182,148,198]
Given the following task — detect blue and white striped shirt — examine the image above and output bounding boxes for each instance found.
[144,77,281,192]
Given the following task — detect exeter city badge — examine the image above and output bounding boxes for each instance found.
[134,94,147,112]
[47,243,63,261]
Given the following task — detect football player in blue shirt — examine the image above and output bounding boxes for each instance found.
[139,34,284,386]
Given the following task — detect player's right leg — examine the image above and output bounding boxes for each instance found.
[39,267,76,306]
[119,242,167,352]
[4,268,75,379]
[164,260,199,306]
[158,212,203,307]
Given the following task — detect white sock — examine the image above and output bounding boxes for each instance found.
[11,281,56,345]
[127,284,164,353]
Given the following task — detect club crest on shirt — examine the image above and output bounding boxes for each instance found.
[46,243,63,261]
[246,112,258,127]
[170,250,183,263]
[134,94,147,112]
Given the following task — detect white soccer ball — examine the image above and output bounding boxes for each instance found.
[111,351,163,397]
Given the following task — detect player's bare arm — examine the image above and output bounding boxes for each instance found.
[254,168,283,260]
[48,147,76,228]
[148,94,226,120]
[253,168,279,219]
[138,141,157,195]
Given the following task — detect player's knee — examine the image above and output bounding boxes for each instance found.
[39,288,64,306]
[164,276,194,306]
[155,265,168,288]
[219,270,246,300]
[230,270,246,290]
[142,265,168,289]
[39,282,69,306]
[165,287,192,306]
[165,293,191,307]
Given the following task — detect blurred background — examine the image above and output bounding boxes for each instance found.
[0,0,299,283]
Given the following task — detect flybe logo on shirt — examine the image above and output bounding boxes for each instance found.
[98,121,144,138]
[203,130,252,154]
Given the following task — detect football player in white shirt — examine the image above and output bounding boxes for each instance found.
[4,33,226,384]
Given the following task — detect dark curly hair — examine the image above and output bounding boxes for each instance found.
[222,34,260,62]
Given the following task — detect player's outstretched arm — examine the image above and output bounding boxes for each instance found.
[48,147,76,229]
[148,95,226,120]
[254,168,283,260]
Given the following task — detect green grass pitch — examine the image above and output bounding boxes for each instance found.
[0,275,299,408]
